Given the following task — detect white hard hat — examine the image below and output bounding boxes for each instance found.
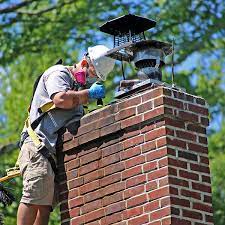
[87,45,115,81]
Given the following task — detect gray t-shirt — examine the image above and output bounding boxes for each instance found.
[23,65,83,154]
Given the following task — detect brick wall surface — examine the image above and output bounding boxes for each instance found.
[57,86,214,225]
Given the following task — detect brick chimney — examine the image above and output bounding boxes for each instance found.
[57,85,214,225]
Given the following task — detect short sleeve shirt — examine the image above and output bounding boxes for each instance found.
[26,65,83,154]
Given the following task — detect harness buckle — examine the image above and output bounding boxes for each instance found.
[37,142,45,151]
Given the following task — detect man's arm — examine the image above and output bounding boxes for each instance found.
[52,89,89,109]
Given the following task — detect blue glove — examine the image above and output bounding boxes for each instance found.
[88,82,105,99]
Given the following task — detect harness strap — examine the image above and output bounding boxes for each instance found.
[25,116,58,178]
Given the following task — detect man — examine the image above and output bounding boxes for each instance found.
[17,45,115,225]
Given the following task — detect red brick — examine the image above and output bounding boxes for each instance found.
[68,189,79,199]
[178,111,199,122]
[206,214,214,223]
[169,177,189,187]
[122,165,142,180]
[104,161,125,176]
[103,192,123,206]
[202,175,211,183]
[84,190,102,203]
[186,124,206,134]
[167,137,187,149]
[62,207,80,220]
[71,215,85,225]
[126,174,147,188]
[80,180,100,195]
[100,153,120,168]
[78,130,100,145]
[102,182,125,196]
[122,128,140,139]
[69,196,84,209]
[178,150,198,161]
[80,150,101,166]
[81,199,102,214]
[188,103,208,116]
[68,177,84,189]
[149,186,170,200]
[204,195,212,204]
[79,161,99,175]
[160,196,171,207]
[123,135,144,149]
[143,161,157,173]
[105,201,126,215]
[188,143,208,154]
[128,214,149,225]
[150,206,170,221]
[144,127,167,142]
[84,170,104,184]
[66,169,78,181]
[102,142,123,157]
[180,189,201,200]
[179,170,199,181]
[156,137,167,148]
[170,218,191,225]
[121,115,143,129]
[168,157,187,169]
[142,87,164,102]
[190,163,210,174]
[84,208,105,223]
[199,136,208,144]
[143,106,165,121]
[144,200,160,212]
[123,206,143,219]
[170,196,190,207]
[97,115,115,128]
[148,167,169,181]
[146,147,168,161]
[101,212,123,225]
[100,122,121,137]
[183,209,203,220]
[192,182,211,193]
[193,202,213,213]
[125,155,145,169]
[200,116,209,126]
[176,130,196,141]
[66,158,80,171]
[164,97,184,109]
[121,146,141,160]
[137,100,153,114]
[124,184,145,199]
[101,173,122,187]
[77,120,98,135]
[63,138,79,151]
[118,96,142,110]
[127,194,148,208]
[164,117,185,129]
[116,106,136,121]
[158,177,169,187]
[141,140,156,153]
[145,180,157,192]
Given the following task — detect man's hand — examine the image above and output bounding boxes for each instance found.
[88,82,105,99]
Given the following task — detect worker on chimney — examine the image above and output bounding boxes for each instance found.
[17,45,115,225]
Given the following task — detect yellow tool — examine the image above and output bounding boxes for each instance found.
[0,167,20,183]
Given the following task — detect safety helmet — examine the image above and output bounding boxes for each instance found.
[87,45,115,81]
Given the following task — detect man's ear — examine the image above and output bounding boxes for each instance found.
[81,59,88,68]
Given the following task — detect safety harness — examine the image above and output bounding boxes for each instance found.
[24,102,58,177]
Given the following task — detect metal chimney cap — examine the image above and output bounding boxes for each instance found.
[99,14,156,36]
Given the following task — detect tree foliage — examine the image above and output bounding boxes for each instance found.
[0,0,225,224]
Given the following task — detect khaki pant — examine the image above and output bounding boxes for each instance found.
[18,142,58,207]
